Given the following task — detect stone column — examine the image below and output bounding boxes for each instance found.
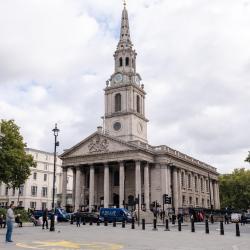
[81,171,86,207]
[210,180,214,209]
[104,163,110,208]
[72,168,76,209]
[89,165,95,212]
[144,162,150,211]
[135,160,141,210]
[214,181,220,209]
[119,161,125,208]
[61,167,67,208]
[173,167,179,214]
[74,166,82,211]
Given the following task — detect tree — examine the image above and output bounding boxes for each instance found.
[245,151,250,164]
[219,168,250,210]
[0,120,36,197]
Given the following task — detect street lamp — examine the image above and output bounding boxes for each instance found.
[50,123,60,232]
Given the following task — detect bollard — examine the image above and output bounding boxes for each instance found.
[236,223,240,237]
[82,217,86,225]
[164,219,170,231]
[142,219,145,230]
[178,220,181,231]
[211,215,214,224]
[122,219,125,228]
[131,217,135,229]
[152,218,157,231]
[113,219,116,227]
[89,217,93,226]
[220,221,224,235]
[191,219,195,233]
[205,219,209,234]
[70,214,74,225]
[104,218,108,226]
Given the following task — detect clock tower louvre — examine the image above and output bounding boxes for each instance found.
[103,3,148,143]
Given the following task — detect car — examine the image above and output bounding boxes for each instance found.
[245,213,250,224]
[99,208,132,223]
[74,212,102,223]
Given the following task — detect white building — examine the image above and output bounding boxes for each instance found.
[0,148,73,210]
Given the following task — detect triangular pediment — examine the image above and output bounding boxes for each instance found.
[60,132,139,158]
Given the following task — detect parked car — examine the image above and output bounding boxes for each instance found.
[245,214,250,224]
[74,212,102,223]
[99,208,132,223]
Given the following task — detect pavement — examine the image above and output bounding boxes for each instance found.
[0,222,249,250]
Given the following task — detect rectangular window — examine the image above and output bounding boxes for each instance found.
[44,163,48,170]
[33,172,37,180]
[31,186,37,196]
[30,201,36,209]
[19,201,23,207]
[44,174,47,181]
[42,187,48,197]
[19,185,24,196]
[196,197,199,206]
[5,187,8,196]
[12,188,15,196]
[189,196,192,205]
[42,202,47,210]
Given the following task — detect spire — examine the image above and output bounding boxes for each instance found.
[119,0,132,47]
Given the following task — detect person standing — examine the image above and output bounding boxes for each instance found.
[6,203,15,243]
[75,210,81,227]
[42,208,48,229]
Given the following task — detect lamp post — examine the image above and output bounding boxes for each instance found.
[50,123,59,232]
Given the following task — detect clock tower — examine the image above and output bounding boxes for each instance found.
[103,2,148,143]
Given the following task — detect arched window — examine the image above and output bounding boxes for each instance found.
[136,95,140,113]
[125,57,129,66]
[119,57,123,67]
[115,93,121,112]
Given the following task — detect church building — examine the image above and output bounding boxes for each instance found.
[60,3,220,214]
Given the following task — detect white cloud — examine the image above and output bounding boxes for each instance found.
[0,0,250,173]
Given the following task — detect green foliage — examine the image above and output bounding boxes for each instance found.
[0,120,36,188]
[245,151,250,163]
[0,207,6,217]
[14,208,30,222]
[219,168,250,210]
[0,208,30,222]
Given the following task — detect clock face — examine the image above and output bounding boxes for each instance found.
[113,122,121,131]
[114,73,123,84]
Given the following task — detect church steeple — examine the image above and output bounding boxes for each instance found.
[118,1,132,49]
[103,2,148,143]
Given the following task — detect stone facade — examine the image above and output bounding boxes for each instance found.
[0,148,73,210]
[60,4,220,213]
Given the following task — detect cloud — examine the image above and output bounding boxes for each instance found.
[0,0,250,173]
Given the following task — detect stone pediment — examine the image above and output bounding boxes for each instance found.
[60,132,138,158]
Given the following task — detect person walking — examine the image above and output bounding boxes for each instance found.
[75,210,81,227]
[42,208,48,230]
[0,214,6,228]
[15,214,22,227]
[6,203,15,243]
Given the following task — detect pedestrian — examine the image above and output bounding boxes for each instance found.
[6,203,15,243]
[75,210,81,227]
[42,208,48,229]
[0,214,6,228]
[15,214,22,227]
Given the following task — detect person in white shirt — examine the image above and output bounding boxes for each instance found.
[6,203,15,243]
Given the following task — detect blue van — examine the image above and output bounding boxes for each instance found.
[99,208,132,222]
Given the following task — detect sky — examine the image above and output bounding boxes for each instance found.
[0,0,250,174]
